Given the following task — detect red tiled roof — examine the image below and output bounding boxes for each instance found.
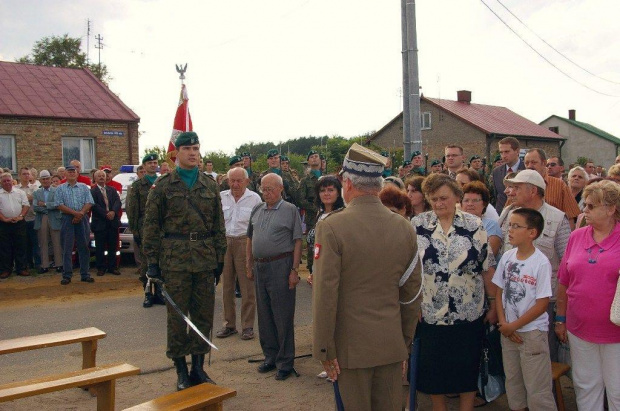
[0,61,139,122]
[423,96,561,139]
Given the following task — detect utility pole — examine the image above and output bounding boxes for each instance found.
[95,34,103,70]
[401,0,422,160]
[86,19,91,65]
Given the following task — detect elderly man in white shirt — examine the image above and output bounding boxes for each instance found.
[216,167,263,341]
[0,172,30,278]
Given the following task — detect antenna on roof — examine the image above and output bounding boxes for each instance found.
[176,64,188,84]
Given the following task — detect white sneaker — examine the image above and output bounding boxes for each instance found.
[317,371,328,378]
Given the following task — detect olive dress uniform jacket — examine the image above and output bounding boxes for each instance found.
[312,195,422,369]
[127,175,154,236]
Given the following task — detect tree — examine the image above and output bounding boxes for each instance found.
[17,34,111,84]
[142,145,168,165]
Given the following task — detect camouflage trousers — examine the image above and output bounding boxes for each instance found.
[163,269,215,359]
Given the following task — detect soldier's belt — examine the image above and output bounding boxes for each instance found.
[164,231,213,241]
[253,251,293,263]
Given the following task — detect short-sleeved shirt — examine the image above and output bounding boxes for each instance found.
[492,248,552,332]
[558,224,620,344]
[544,175,581,219]
[55,182,94,212]
[220,188,262,237]
[0,188,29,219]
[412,210,494,325]
[247,199,302,258]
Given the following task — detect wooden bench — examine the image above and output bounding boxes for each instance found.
[0,327,106,369]
[124,383,237,411]
[0,362,140,411]
[551,361,571,411]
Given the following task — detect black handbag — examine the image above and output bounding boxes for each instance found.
[478,323,506,402]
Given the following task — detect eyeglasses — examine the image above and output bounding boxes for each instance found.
[546,163,557,167]
[583,203,605,211]
[507,223,528,230]
[259,186,278,193]
[462,198,482,204]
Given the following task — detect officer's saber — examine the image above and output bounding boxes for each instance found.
[147,279,218,351]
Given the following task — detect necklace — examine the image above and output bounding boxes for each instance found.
[587,247,604,264]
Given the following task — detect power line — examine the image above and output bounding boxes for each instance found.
[479,0,620,97]
[494,0,620,86]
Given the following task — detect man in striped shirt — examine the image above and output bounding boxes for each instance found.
[55,165,95,285]
[524,148,580,230]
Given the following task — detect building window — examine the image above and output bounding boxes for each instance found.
[62,137,96,170]
[421,112,431,130]
[0,135,16,172]
[548,126,559,134]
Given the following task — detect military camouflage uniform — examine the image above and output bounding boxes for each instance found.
[127,176,153,283]
[245,168,260,193]
[294,172,319,271]
[405,167,426,178]
[142,169,227,358]
[281,170,298,203]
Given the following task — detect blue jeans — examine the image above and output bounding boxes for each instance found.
[61,215,91,279]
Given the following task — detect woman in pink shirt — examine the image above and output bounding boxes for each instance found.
[556,180,620,411]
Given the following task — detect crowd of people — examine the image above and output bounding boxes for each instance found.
[2,133,619,411]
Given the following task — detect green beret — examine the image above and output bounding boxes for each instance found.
[493,154,502,163]
[469,155,481,162]
[240,152,251,158]
[319,154,325,160]
[410,151,421,160]
[380,151,389,157]
[281,155,289,162]
[229,155,242,166]
[142,152,159,164]
[307,150,319,160]
[431,159,441,167]
[267,149,279,158]
[402,160,412,166]
[175,131,199,147]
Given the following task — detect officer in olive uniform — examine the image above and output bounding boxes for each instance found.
[429,159,443,174]
[280,155,298,203]
[219,155,244,192]
[241,151,260,193]
[313,143,422,410]
[406,150,426,178]
[294,150,321,272]
[127,152,165,308]
[142,131,227,391]
[260,149,296,202]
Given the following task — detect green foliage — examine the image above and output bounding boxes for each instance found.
[575,156,589,166]
[17,34,111,84]
[202,151,230,173]
[236,136,327,158]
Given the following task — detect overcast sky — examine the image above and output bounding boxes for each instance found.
[2,0,619,157]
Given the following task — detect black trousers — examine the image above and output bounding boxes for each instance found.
[0,220,28,273]
[93,228,118,271]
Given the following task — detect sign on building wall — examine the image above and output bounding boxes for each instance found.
[103,130,125,137]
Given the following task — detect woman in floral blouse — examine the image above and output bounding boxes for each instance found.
[412,173,497,411]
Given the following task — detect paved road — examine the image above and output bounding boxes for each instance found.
[0,282,315,380]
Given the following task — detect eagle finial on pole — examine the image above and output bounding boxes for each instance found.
[175,63,187,83]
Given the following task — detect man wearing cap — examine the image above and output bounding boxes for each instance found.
[381,151,393,177]
[127,152,164,307]
[313,143,422,410]
[91,170,122,276]
[320,154,327,174]
[402,160,413,176]
[100,165,122,194]
[142,131,227,390]
[294,150,321,273]
[429,159,443,174]
[33,170,63,274]
[246,172,303,381]
[406,150,426,177]
[500,169,571,362]
[60,160,92,186]
[469,155,483,173]
[241,152,260,193]
[0,172,30,279]
[280,155,298,203]
[55,164,95,285]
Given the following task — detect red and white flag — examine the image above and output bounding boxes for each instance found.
[167,84,193,164]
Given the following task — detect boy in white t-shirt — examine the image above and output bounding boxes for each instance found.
[492,208,557,411]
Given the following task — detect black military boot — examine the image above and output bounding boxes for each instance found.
[142,291,154,308]
[173,357,192,391]
[153,284,166,305]
[189,354,216,385]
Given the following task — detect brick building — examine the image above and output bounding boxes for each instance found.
[0,61,139,175]
[540,109,620,168]
[369,90,563,165]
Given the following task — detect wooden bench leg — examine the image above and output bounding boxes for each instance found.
[95,380,115,411]
[555,377,565,411]
[82,340,98,369]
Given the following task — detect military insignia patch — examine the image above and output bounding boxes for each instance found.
[314,244,321,259]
